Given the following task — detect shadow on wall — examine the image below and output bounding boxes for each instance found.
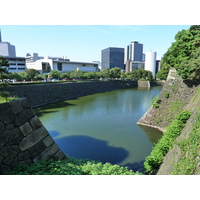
[34,101,76,118]
[52,134,129,165]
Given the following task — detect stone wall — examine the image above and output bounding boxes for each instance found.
[7,80,138,107]
[137,69,198,130]
[0,98,66,174]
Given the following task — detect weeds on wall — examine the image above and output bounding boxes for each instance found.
[144,110,192,174]
[172,112,200,175]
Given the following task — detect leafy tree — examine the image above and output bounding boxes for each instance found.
[0,56,10,81]
[12,72,28,82]
[157,25,200,80]
[84,71,98,79]
[110,67,121,79]
[99,69,111,79]
[70,70,84,80]
[25,69,40,80]
[60,71,71,80]
[49,70,61,79]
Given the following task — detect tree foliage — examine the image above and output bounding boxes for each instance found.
[157,25,200,80]
[25,69,40,80]
[0,56,10,80]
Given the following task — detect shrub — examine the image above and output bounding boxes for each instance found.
[144,110,192,174]
[10,157,142,175]
[164,92,169,99]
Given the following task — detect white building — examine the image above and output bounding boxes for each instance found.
[0,29,27,73]
[26,53,99,74]
[145,51,157,78]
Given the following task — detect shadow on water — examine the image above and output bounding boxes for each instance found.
[34,101,76,118]
[52,134,129,165]
[138,125,163,145]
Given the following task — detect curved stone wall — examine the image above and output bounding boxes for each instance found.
[7,80,138,107]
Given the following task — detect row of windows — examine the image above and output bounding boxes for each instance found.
[7,58,25,62]
[9,68,26,70]
[9,63,26,66]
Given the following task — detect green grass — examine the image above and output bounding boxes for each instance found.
[10,157,142,175]
[172,112,200,175]
[0,96,20,104]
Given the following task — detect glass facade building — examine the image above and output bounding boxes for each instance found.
[101,47,124,70]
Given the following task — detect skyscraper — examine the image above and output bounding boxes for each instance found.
[124,41,144,72]
[0,29,16,57]
[124,41,143,62]
[101,47,124,70]
[0,29,2,43]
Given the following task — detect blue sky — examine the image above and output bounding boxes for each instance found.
[0,25,191,62]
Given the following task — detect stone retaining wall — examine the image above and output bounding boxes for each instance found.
[0,98,66,174]
[7,80,138,107]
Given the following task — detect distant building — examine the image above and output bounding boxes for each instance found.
[0,29,16,57]
[26,53,98,74]
[144,51,157,78]
[124,41,144,72]
[0,29,26,73]
[101,47,124,70]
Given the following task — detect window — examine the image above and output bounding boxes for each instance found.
[57,63,62,71]
[42,62,51,73]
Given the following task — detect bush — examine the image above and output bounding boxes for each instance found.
[164,92,169,99]
[144,110,192,174]
[10,157,142,175]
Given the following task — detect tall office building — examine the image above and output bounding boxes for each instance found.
[0,29,16,57]
[124,41,143,63]
[124,41,144,72]
[101,47,124,70]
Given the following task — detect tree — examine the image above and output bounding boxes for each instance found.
[158,25,200,80]
[60,71,71,80]
[25,69,40,80]
[0,56,10,81]
[70,70,84,80]
[99,69,111,79]
[49,70,61,79]
[110,67,121,79]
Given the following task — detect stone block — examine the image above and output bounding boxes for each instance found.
[19,126,49,151]
[20,98,30,109]
[0,135,8,149]
[0,156,4,164]
[18,151,31,161]
[0,102,9,112]
[17,108,35,124]
[33,143,60,162]
[3,151,18,165]
[1,164,11,175]
[54,150,67,160]
[29,116,42,130]
[35,141,46,153]
[0,146,12,157]
[9,100,23,114]
[19,122,33,136]
[0,107,14,125]
[42,136,54,147]
[0,121,5,135]
[5,123,14,130]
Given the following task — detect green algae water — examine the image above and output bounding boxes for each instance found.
[35,86,162,172]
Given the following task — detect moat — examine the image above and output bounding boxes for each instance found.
[34,86,162,172]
